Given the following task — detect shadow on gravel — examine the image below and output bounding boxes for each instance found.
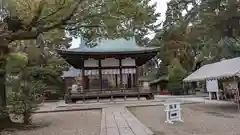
[190,103,239,113]
[188,103,239,119]
[1,122,51,133]
[205,111,235,118]
[152,130,166,135]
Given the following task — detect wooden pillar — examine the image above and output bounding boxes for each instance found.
[135,67,139,85]
[216,92,220,100]
[98,59,102,91]
[81,62,86,102]
[132,74,136,88]
[209,92,212,100]
[115,74,118,88]
[119,59,123,89]
[81,68,85,88]
[135,67,139,91]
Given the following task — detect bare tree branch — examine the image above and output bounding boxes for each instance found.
[7,30,39,41]
[62,24,103,30]
[2,0,84,42]
[183,5,199,26]
[80,10,110,21]
[63,9,109,26]
[61,4,117,30]
[0,22,7,34]
[41,0,84,31]
[3,0,114,42]
[37,0,67,23]
[29,0,46,27]
[37,7,64,23]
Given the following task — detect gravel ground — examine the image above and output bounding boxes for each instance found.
[1,110,101,135]
[129,103,240,135]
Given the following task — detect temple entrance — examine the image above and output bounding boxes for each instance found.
[83,68,136,91]
[101,69,119,90]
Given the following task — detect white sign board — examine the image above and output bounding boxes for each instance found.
[164,101,183,124]
[206,79,219,92]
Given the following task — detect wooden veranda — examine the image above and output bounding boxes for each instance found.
[65,88,154,103]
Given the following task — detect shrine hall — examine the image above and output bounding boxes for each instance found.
[58,38,159,103]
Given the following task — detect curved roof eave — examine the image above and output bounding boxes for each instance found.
[57,38,160,55]
[57,47,159,55]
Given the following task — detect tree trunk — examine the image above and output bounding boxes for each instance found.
[23,111,31,124]
[0,37,10,123]
[0,68,7,109]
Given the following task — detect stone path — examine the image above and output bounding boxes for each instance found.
[100,106,154,135]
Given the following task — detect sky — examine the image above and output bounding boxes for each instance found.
[70,0,169,49]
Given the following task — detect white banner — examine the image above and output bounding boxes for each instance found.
[206,79,219,92]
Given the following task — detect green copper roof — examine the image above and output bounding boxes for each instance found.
[64,38,158,53]
[58,38,160,68]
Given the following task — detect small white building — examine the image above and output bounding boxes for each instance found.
[183,57,240,100]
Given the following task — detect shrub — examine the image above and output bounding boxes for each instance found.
[7,79,44,124]
[8,91,38,124]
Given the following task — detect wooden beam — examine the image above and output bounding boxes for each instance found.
[84,66,136,70]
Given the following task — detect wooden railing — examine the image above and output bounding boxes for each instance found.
[65,86,154,103]
[69,86,151,94]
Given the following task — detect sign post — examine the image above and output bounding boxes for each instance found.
[233,88,240,112]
